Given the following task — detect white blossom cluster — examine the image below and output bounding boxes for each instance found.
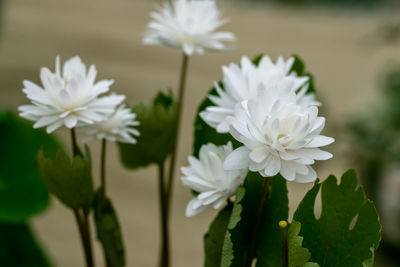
[19,56,140,144]
[181,55,334,216]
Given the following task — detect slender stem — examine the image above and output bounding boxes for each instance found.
[100,139,107,209]
[70,128,80,156]
[279,221,288,267]
[83,211,95,267]
[166,53,190,215]
[244,177,270,267]
[158,162,169,267]
[70,129,95,267]
[74,209,95,267]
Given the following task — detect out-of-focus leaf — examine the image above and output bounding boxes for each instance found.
[0,222,51,267]
[37,148,93,211]
[293,170,381,267]
[0,110,60,223]
[118,90,177,168]
[204,203,233,267]
[93,190,125,267]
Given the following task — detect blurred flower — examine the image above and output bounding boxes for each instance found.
[181,142,247,217]
[19,56,125,133]
[78,105,140,144]
[223,79,334,183]
[200,55,318,133]
[143,0,235,55]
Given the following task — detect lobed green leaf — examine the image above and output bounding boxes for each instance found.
[293,169,381,267]
[37,148,94,211]
[118,90,177,168]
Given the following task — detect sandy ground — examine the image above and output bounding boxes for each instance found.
[0,0,399,266]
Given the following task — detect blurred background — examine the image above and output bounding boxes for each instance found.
[0,0,399,266]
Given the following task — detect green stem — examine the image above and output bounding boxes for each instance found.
[244,177,270,267]
[158,162,169,267]
[70,128,80,156]
[100,139,107,209]
[74,209,95,267]
[280,221,288,267]
[166,53,190,215]
[70,129,95,267]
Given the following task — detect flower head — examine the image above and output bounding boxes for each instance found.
[78,105,140,144]
[19,56,125,133]
[143,0,235,55]
[181,142,247,217]
[200,55,318,133]
[223,79,334,183]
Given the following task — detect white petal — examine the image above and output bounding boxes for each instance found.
[223,146,250,171]
[185,199,209,217]
[305,136,335,148]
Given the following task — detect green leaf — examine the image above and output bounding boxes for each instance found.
[37,148,94,211]
[0,222,51,266]
[256,174,289,267]
[93,190,125,267]
[204,203,233,267]
[293,169,381,267]
[118,90,177,168]
[219,172,289,267]
[290,55,316,94]
[288,221,319,267]
[0,110,60,223]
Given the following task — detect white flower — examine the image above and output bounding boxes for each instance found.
[223,79,334,183]
[19,56,125,133]
[200,55,318,133]
[181,142,247,217]
[143,0,235,55]
[78,105,140,144]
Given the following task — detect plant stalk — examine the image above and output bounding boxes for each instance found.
[70,128,80,156]
[244,177,270,267]
[70,129,95,267]
[166,53,190,215]
[279,221,288,267]
[74,209,95,267]
[158,162,170,267]
[100,139,107,209]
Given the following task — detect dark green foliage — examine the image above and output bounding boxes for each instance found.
[204,204,233,267]
[118,90,177,168]
[0,222,51,267]
[93,190,125,267]
[218,173,288,267]
[293,170,381,267]
[37,148,94,211]
[255,174,289,267]
[0,110,60,223]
